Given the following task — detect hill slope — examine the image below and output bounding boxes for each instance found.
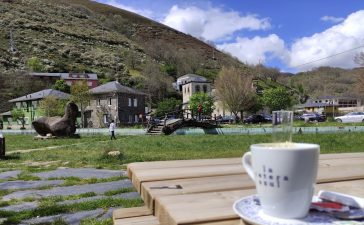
[0,0,240,77]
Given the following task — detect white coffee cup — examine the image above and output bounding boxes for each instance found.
[242,143,320,219]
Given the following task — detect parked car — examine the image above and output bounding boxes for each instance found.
[335,112,364,123]
[299,113,326,122]
[243,114,271,124]
[217,115,238,123]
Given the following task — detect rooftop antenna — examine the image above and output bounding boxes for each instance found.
[9,29,17,53]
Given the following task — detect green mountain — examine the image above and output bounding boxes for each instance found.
[0,0,241,77]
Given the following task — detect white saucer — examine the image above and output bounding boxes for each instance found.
[233,195,362,225]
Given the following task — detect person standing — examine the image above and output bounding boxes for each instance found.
[197,103,203,121]
[109,120,116,140]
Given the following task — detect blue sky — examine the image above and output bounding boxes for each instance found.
[96,0,364,73]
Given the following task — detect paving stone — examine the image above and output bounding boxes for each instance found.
[0,180,64,190]
[34,168,125,179]
[0,202,38,212]
[3,180,133,201]
[0,170,21,179]
[100,207,115,219]
[20,209,104,225]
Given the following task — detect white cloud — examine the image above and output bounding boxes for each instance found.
[321,16,345,23]
[162,5,271,41]
[101,0,154,18]
[288,10,364,71]
[217,34,287,65]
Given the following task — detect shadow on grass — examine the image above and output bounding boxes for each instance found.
[2,154,20,160]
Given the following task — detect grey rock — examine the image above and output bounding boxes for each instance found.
[20,209,103,225]
[0,202,38,212]
[3,180,133,200]
[0,180,64,190]
[34,168,125,179]
[0,170,21,179]
[32,102,78,137]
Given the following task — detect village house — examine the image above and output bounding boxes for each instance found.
[87,81,147,128]
[175,74,234,118]
[30,72,99,88]
[295,96,363,116]
[4,89,70,127]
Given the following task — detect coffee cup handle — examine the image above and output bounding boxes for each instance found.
[242,152,255,181]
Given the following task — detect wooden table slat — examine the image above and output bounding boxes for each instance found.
[155,179,364,225]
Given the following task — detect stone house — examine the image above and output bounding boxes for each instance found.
[87,81,146,127]
[175,74,235,118]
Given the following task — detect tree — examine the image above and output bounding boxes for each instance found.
[155,98,182,117]
[215,67,256,119]
[53,80,70,93]
[262,87,292,111]
[71,81,91,128]
[189,92,214,117]
[11,108,26,129]
[26,57,44,72]
[38,96,67,117]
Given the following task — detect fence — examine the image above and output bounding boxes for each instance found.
[2,126,364,135]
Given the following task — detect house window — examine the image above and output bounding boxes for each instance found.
[97,99,101,106]
[187,87,190,93]
[32,101,38,108]
[109,98,112,106]
[16,102,21,109]
[135,115,138,123]
[66,81,72,86]
[87,81,92,87]
[128,98,132,107]
[128,115,133,123]
[195,85,200,92]
[134,98,138,107]
[203,85,207,93]
[103,114,108,124]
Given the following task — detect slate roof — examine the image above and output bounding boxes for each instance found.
[177,74,209,84]
[89,81,146,95]
[9,89,70,103]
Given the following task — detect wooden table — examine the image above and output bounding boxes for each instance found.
[113,152,364,225]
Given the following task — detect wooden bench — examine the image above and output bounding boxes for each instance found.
[114,152,364,225]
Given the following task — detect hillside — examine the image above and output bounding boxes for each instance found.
[0,0,241,77]
[278,67,364,101]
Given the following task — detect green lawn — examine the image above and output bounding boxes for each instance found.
[2,133,364,171]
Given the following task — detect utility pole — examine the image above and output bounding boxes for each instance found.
[9,29,17,53]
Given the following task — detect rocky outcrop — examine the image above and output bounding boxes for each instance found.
[32,102,78,137]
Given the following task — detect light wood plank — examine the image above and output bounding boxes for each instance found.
[113,206,152,220]
[155,179,364,225]
[132,164,245,192]
[141,159,364,211]
[114,215,160,225]
[127,158,242,179]
[128,153,364,178]
[319,152,364,160]
[141,174,253,210]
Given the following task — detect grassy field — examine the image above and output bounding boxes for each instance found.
[2,133,364,171]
